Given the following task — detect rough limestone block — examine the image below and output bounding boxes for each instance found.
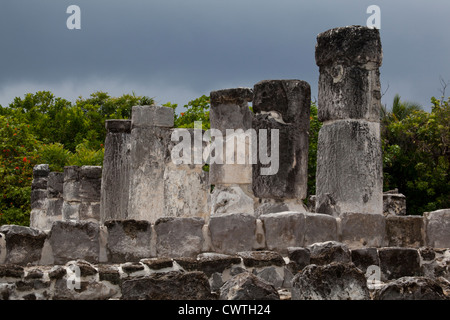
[291,263,370,300]
[386,216,424,247]
[104,220,152,263]
[219,272,280,300]
[307,241,351,265]
[383,191,407,216]
[315,121,383,216]
[121,271,214,300]
[350,247,379,273]
[155,217,205,258]
[210,185,254,216]
[48,221,100,264]
[304,213,339,246]
[47,172,64,198]
[30,190,48,210]
[131,105,174,128]
[209,87,254,186]
[0,225,47,265]
[373,277,447,300]
[378,247,422,281]
[237,251,285,268]
[127,126,172,222]
[287,247,311,273]
[100,120,132,223]
[62,201,80,221]
[79,202,100,222]
[209,87,253,134]
[63,166,81,202]
[339,212,386,248]
[252,80,311,200]
[33,164,50,178]
[424,209,450,248]
[260,212,305,253]
[79,166,102,202]
[31,176,48,190]
[315,26,382,122]
[208,213,256,254]
[163,160,209,220]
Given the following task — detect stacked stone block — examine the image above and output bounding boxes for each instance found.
[100,120,132,223]
[208,88,255,216]
[62,166,102,223]
[252,80,311,212]
[315,26,383,217]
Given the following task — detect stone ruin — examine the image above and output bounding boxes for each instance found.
[1,26,449,300]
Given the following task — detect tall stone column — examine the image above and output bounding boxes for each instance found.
[127,105,174,222]
[315,26,383,216]
[100,120,132,223]
[208,88,255,215]
[252,80,311,213]
[29,164,50,230]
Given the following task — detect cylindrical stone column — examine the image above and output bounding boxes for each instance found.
[208,88,255,215]
[29,164,50,230]
[127,105,174,222]
[315,25,383,216]
[100,120,132,223]
[252,80,311,202]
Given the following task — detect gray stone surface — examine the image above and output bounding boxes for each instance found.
[315,121,383,216]
[292,263,370,300]
[315,25,383,217]
[100,120,132,223]
[155,217,205,258]
[424,209,450,248]
[378,247,422,281]
[210,185,254,216]
[121,271,214,300]
[307,241,351,265]
[127,126,172,222]
[304,213,339,245]
[373,277,447,300]
[254,266,284,289]
[287,247,311,272]
[252,80,310,200]
[131,105,174,128]
[219,272,280,300]
[104,220,152,262]
[0,225,46,265]
[209,87,253,187]
[339,212,386,248]
[208,213,256,254]
[237,251,285,268]
[350,247,379,273]
[383,190,406,216]
[260,212,305,252]
[48,221,100,264]
[386,216,424,247]
[315,26,382,122]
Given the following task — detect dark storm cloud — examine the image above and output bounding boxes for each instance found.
[0,0,449,110]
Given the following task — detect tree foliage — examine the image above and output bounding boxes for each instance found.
[382,96,450,215]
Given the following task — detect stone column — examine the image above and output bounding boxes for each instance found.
[208,88,255,215]
[315,26,383,216]
[127,105,174,222]
[100,120,132,223]
[46,172,64,227]
[252,80,311,213]
[63,165,102,223]
[29,164,50,230]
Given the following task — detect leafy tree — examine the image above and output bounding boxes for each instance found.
[382,96,450,214]
[164,95,210,130]
[0,115,42,226]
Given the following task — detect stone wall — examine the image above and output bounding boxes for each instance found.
[2,25,450,300]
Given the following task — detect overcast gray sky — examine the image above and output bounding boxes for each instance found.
[1,0,449,112]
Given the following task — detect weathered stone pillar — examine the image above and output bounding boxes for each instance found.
[29,164,50,230]
[100,120,132,223]
[165,128,209,220]
[315,26,383,216]
[127,105,174,222]
[208,88,255,215]
[62,165,102,223]
[252,80,311,213]
[46,172,64,226]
